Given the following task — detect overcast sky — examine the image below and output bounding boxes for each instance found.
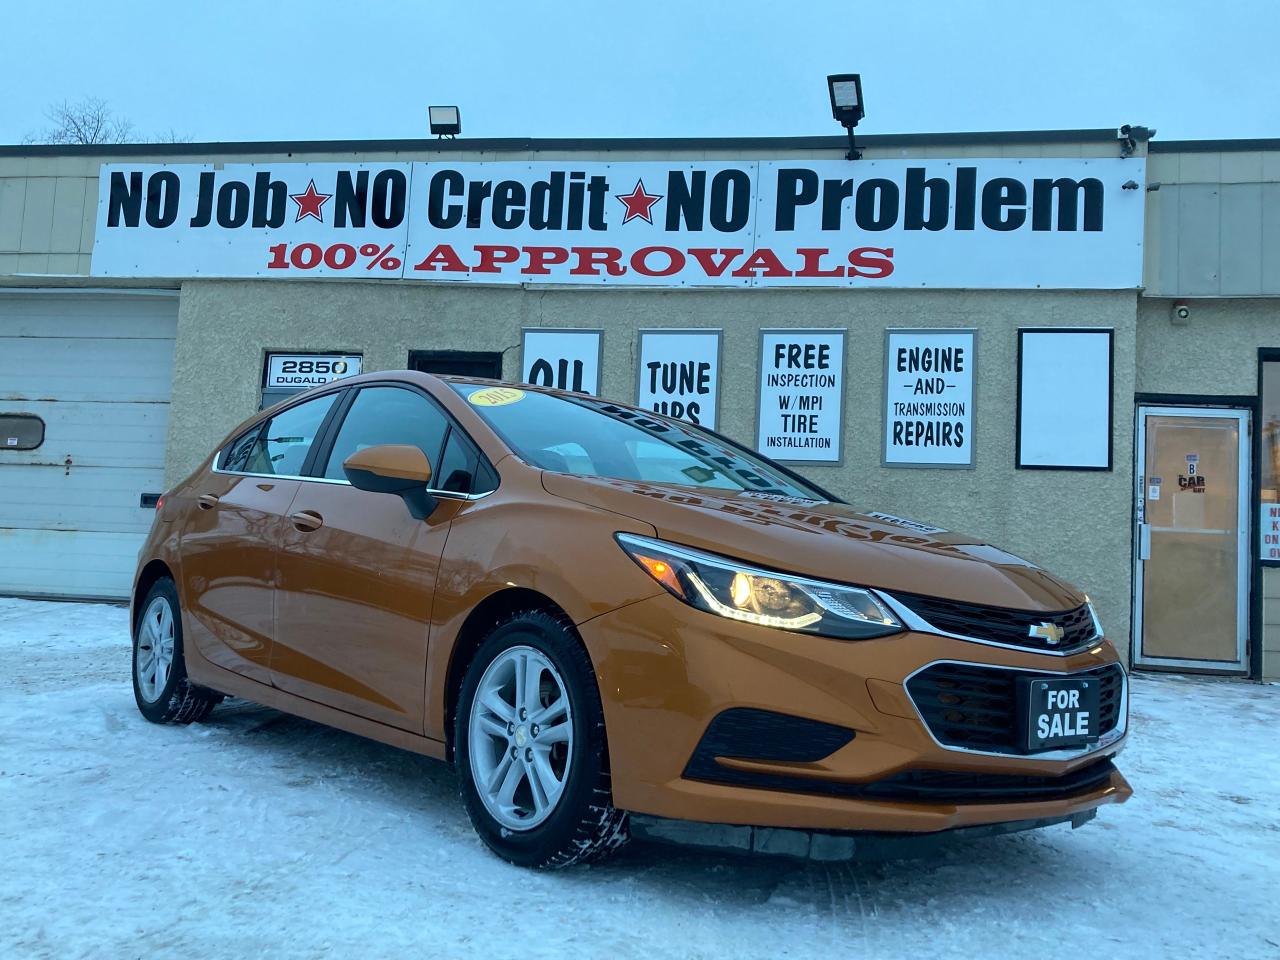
[2,0,1277,145]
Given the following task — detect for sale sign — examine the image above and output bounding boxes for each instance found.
[883,329,976,467]
[91,158,1145,289]
[756,330,845,463]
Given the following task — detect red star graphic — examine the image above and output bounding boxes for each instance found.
[289,179,332,223]
[615,179,663,225]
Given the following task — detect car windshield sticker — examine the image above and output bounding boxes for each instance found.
[738,491,823,505]
[864,511,945,534]
[681,465,717,484]
[469,386,525,407]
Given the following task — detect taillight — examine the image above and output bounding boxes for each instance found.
[155,494,165,512]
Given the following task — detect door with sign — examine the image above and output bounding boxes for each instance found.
[1133,406,1250,672]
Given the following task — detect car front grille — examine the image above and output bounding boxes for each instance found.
[682,711,1120,804]
[889,592,1098,653]
[905,662,1125,755]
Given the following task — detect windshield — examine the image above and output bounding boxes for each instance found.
[452,384,832,501]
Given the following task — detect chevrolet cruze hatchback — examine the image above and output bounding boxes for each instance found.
[132,371,1130,867]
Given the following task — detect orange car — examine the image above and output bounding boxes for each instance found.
[131,371,1130,867]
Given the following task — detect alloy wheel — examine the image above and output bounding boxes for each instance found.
[136,595,175,703]
[467,645,574,831]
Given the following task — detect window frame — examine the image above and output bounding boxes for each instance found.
[436,424,494,495]
[305,381,499,500]
[0,413,46,451]
[217,421,267,473]
[214,386,349,481]
[1259,348,1280,569]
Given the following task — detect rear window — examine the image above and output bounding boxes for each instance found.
[0,414,44,451]
[219,393,337,476]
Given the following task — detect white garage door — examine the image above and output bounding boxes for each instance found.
[0,292,178,600]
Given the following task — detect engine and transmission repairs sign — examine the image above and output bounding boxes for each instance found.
[91,159,1144,289]
[756,330,846,463]
[883,329,976,467]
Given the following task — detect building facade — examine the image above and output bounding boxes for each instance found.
[0,128,1276,678]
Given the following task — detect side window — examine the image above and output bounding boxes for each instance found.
[473,458,499,495]
[236,393,337,477]
[0,414,45,451]
[220,424,264,473]
[436,429,478,493]
[436,428,499,495]
[323,386,449,481]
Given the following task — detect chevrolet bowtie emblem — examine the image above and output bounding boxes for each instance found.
[1029,622,1065,645]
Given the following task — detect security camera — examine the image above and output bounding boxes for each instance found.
[1171,300,1191,325]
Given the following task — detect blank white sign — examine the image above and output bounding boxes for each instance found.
[1018,330,1112,469]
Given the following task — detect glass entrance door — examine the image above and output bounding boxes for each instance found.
[1133,406,1250,672]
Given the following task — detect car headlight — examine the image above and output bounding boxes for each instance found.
[616,533,903,641]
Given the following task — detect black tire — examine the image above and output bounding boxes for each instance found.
[455,609,629,868]
[132,577,222,725]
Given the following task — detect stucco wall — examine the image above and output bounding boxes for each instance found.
[1137,297,1279,394]
[169,279,1139,654]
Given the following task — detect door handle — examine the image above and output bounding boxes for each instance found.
[1138,522,1152,561]
[290,510,324,532]
[197,494,220,510]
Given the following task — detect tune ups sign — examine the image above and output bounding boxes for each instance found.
[90,158,1144,288]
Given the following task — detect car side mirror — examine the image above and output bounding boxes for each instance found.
[343,444,437,519]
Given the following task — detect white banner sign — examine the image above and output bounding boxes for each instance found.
[636,330,720,429]
[91,159,1145,289]
[521,329,602,395]
[884,329,975,467]
[265,353,362,390]
[756,330,845,463]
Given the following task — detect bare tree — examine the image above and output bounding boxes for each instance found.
[25,97,136,145]
[153,127,193,144]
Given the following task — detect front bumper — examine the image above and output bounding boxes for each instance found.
[631,806,1103,862]
[578,593,1131,834]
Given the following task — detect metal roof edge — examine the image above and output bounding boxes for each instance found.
[0,128,1124,158]
[1149,137,1280,153]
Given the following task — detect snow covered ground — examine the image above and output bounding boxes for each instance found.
[1,597,1277,960]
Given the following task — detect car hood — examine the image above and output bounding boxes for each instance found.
[541,473,1085,612]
